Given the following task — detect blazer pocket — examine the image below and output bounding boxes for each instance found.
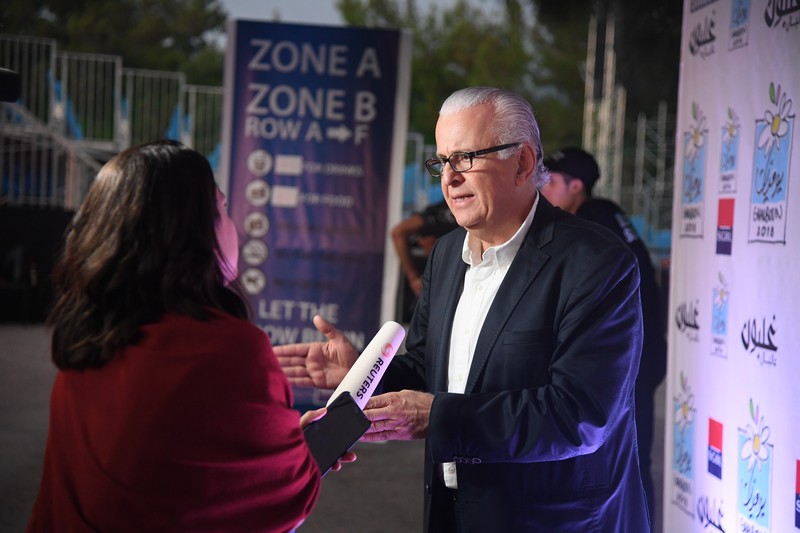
[498,329,554,388]
[502,328,553,348]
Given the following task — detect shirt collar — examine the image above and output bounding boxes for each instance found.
[461,192,540,268]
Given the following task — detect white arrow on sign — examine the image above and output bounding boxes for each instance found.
[326,125,352,142]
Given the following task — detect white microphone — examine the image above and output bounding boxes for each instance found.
[326,321,406,409]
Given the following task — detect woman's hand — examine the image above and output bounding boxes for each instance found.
[299,406,357,473]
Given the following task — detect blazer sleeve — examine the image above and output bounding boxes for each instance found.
[428,237,644,465]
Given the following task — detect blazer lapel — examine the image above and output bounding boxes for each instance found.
[463,198,557,394]
[433,256,467,393]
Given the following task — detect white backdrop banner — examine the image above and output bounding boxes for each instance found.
[665,1,800,532]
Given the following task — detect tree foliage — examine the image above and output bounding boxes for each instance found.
[338,0,547,146]
[527,1,592,153]
[536,0,681,139]
[336,0,592,152]
[610,0,681,118]
[336,0,680,156]
[0,0,226,85]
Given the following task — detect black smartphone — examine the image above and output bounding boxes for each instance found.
[303,391,370,476]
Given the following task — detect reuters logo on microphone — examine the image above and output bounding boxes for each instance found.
[380,343,393,357]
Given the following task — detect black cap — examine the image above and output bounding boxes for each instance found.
[543,147,600,194]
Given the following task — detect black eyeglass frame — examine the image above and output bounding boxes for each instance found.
[425,142,522,178]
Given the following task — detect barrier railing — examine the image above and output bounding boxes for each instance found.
[0,102,101,209]
[0,34,227,208]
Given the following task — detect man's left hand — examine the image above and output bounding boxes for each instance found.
[361,390,433,441]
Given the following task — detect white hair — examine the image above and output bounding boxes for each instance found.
[439,87,549,188]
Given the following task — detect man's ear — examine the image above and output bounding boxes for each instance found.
[568,177,585,195]
[515,143,536,185]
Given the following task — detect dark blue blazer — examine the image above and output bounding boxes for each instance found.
[382,196,650,532]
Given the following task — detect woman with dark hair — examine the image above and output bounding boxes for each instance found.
[27,140,328,532]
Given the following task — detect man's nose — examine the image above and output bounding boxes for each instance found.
[440,164,462,186]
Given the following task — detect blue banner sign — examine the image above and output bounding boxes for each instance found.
[221,20,410,399]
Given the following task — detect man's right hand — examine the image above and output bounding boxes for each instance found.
[274,314,358,390]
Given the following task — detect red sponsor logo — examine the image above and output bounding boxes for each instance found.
[709,418,723,450]
[717,198,735,226]
[796,459,800,494]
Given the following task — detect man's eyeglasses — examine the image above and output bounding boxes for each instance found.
[425,142,521,178]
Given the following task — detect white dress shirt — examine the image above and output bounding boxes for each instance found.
[441,193,539,489]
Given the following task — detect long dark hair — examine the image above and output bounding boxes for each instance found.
[48,140,248,370]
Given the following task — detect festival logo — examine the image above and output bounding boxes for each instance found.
[738,399,773,532]
[711,273,730,358]
[729,0,751,50]
[682,102,707,238]
[763,0,800,30]
[697,494,727,532]
[689,12,718,58]
[741,315,778,367]
[709,418,724,479]
[673,372,697,517]
[720,107,741,193]
[749,82,794,244]
[742,315,778,366]
[716,199,735,255]
[676,298,701,342]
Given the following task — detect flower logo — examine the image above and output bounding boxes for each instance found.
[757,82,792,159]
[752,82,793,206]
[738,398,772,526]
[713,272,729,309]
[723,107,741,146]
[672,371,696,478]
[674,372,696,433]
[741,399,770,473]
[686,102,708,162]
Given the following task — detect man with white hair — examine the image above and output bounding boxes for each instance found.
[277,87,650,532]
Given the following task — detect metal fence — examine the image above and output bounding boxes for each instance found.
[184,84,224,159]
[53,51,122,153]
[0,102,101,209]
[581,15,675,261]
[0,35,56,126]
[0,34,225,209]
[634,101,675,262]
